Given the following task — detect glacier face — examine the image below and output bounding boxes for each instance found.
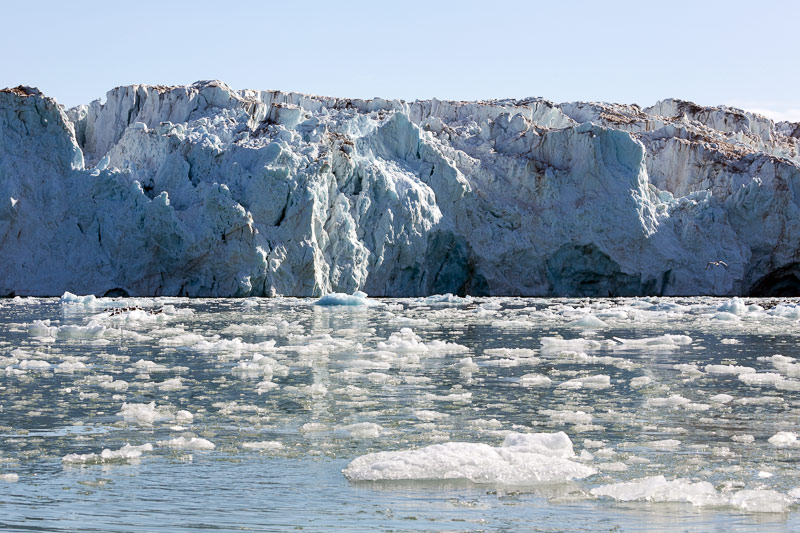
[1,81,799,297]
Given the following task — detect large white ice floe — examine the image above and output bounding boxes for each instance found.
[590,475,792,513]
[2,82,800,297]
[342,431,596,484]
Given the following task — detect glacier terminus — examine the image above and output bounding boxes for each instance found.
[1,81,799,297]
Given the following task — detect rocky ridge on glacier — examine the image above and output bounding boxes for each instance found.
[1,81,799,297]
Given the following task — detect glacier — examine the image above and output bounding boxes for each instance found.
[1,81,799,297]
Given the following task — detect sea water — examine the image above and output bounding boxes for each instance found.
[1,295,799,531]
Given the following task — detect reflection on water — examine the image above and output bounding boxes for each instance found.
[1,295,799,530]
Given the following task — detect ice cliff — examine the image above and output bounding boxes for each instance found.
[1,81,799,297]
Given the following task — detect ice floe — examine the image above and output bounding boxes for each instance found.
[343,432,596,484]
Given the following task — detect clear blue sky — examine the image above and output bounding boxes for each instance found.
[3,0,799,121]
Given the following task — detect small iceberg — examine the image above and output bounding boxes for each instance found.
[315,291,378,307]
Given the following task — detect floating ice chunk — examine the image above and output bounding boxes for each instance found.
[568,315,608,329]
[629,376,652,388]
[62,443,153,464]
[768,431,798,448]
[738,372,784,387]
[593,475,790,512]
[541,409,593,425]
[770,304,800,320]
[19,359,51,370]
[300,422,329,433]
[558,375,611,390]
[60,292,97,306]
[315,291,377,306]
[414,410,449,422]
[716,297,748,315]
[710,394,734,404]
[424,391,472,403]
[590,476,720,506]
[57,321,107,339]
[157,437,215,450]
[192,337,276,355]
[336,422,383,439]
[484,348,538,358]
[612,335,692,350]
[644,439,681,449]
[242,441,283,451]
[378,328,467,354]
[132,359,169,373]
[175,410,193,424]
[728,490,790,513]
[647,395,691,408]
[674,363,704,378]
[422,294,472,306]
[343,431,595,484]
[720,338,740,344]
[758,471,773,478]
[598,462,628,472]
[704,364,756,375]
[118,402,174,425]
[99,377,129,391]
[520,373,552,387]
[28,319,58,337]
[732,434,755,444]
[541,337,610,353]
[158,333,207,347]
[158,377,183,391]
[457,357,479,376]
[55,358,89,373]
[0,473,19,482]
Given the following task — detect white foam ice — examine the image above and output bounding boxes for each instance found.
[0,473,19,482]
[629,376,652,388]
[343,431,596,484]
[62,443,153,464]
[157,437,215,450]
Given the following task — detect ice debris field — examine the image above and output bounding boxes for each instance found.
[2,293,800,529]
[2,82,800,298]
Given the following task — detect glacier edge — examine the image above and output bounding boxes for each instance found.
[1,81,799,297]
